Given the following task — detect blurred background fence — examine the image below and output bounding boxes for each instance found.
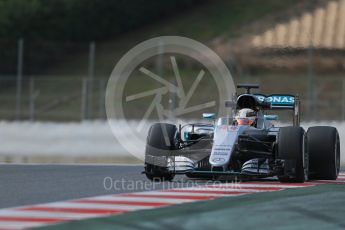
[0,77,107,121]
[2,39,345,122]
[0,40,107,121]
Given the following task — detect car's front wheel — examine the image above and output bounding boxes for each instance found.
[277,126,308,183]
[144,123,178,181]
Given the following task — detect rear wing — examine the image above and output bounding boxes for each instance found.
[255,94,294,109]
[255,94,300,126]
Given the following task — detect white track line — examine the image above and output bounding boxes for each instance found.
[208,183,314,188]
[0,221,45,229]
[34,202,153,211]
[167,187,282,193]
[135,191,241,197]
[83,195,195,204]
[0,210,99,220]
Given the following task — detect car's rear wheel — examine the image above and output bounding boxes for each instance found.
[277,126,308,183]
[144,123,178,181]
[307,126,340,180]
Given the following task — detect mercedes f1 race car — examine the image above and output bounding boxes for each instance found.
[144,84,340,183]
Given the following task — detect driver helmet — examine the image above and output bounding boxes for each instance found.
[235,108,257,126]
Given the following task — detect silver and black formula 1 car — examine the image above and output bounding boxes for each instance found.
[144,84,340,183]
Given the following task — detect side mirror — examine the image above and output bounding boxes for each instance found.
[264,115,278,121]
[202,113,216,120]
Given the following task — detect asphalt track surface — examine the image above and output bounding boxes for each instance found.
[0,164,208,209]
[1,164,344,230]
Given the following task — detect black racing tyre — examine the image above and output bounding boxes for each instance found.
[307,126,340,180]
[144,163,175,181]
[277,126,308,183]
[144,123,178,181]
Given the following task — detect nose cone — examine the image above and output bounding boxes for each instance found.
[209,125,240,167]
